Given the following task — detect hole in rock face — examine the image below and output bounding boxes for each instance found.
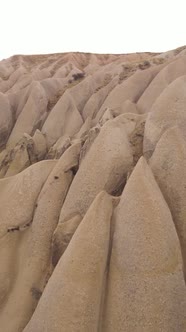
[64,165,78,175]
[54,176,59,179]
[129,120,145,164]
[51,241,61,268]
[72,72,85,81]
[71,165,78,176]
[30,287,42,301]
[109,178,127,197]
[7,226,19,232]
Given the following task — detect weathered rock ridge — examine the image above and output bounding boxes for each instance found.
[0,47,186,331]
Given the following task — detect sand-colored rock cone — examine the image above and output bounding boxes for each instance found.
[59,116,133,223]
[0,160,56,237]
[94,66,160,123]
[7,81,48,148]
[150,126,186,281]
[143,75,186,158]
[42,90,83,148]
[0,160,56,331]
[0,49,186,331]
[137,55,186,113]
[102,157,186,332]
[24,191,115,332]
[0,144,80,332]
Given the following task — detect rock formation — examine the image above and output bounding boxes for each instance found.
[0,47,186,331]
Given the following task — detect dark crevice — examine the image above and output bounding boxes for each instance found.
[109,178,127,197]
[71,165,78,176]
[7,220,32,233]
[64,164,79,176]
[7,226,20,232]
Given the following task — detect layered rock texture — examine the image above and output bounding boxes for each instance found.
[0,47,186,331]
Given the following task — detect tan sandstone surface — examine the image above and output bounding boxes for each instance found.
[0,47,186,331]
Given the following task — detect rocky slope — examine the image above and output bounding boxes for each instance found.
[0,46,186,331]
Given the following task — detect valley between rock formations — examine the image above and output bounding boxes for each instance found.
[0,46,186,331]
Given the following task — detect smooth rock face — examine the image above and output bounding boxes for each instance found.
[24,191,114,332]
[42,90,83,148]
[7,81,48,148]
[143,75,186,158]
[0,160,56,332]
[102,157,186,332]
[0,49,186,331]
[51,213,82,267]
[59,116,133,223]
[150,126,186,280]
[137,55,186,113]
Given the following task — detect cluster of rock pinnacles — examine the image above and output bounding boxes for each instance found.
[0,48,186,331]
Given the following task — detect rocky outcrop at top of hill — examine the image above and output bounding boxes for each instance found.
[0,46,186,331]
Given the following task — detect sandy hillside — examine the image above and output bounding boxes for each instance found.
[0,46,186,331]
